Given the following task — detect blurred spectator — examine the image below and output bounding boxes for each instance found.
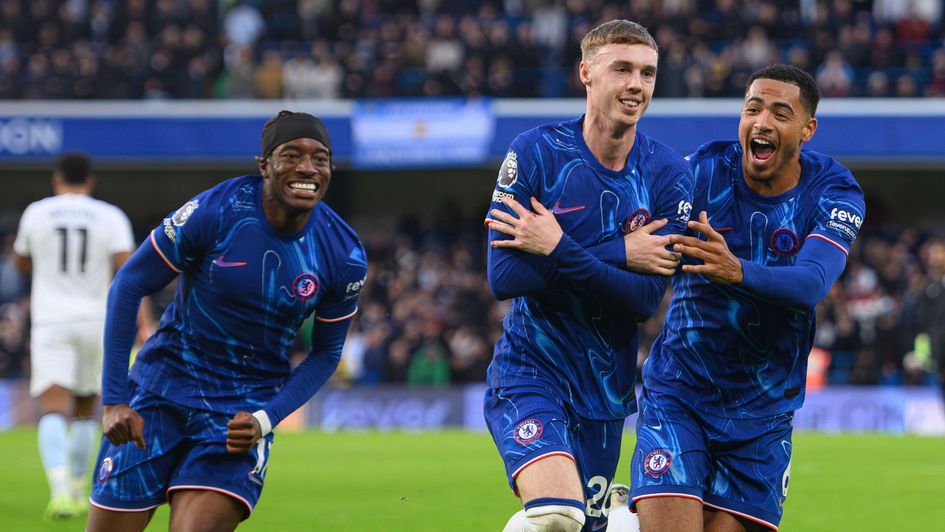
[816,49,854,96]
[0,296,29,378]
[864,70,891,97]
[916,240,945,394]
[223,2,265,47]
[3,0,945,100]
[925,49,945,97]
[0,234,26,303]
[407,338,451,387]
[253,49,284,98]
[894,72,919,97]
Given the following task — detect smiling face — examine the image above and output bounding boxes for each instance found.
[581,43,658,133]
[739,78,818,193]
[259,137,331,227]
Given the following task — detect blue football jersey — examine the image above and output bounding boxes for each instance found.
[131,175,367,414]
[486,117,694,421]
[645,141,865,418]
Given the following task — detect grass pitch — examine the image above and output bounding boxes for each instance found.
[1,429,942,531]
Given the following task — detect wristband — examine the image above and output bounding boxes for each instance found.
[251,410,272,437]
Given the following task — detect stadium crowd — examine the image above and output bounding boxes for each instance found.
[1,216,941,389]
[1,0,944,100]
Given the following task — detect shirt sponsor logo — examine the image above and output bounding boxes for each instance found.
[643,449,672,477]
[513,418,543,445]
[292,273,320,301]
[497,151,518,189]
[677,200,692,222]
[771,227,800,256]
[171,200,199,226]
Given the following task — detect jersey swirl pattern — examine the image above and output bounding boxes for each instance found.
[134,175,367,415]
[487,118,693,421]
[645,141,866,418]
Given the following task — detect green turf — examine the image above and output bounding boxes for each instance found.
[2,428,943,531]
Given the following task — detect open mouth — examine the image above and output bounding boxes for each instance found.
[288,181,320,197]
[619,98,642,111]
[749,138,776,162]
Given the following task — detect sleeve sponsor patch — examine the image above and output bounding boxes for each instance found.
[163,218,177,243]
[826,207,862,240]
[171,199,199,226]
[344,274,367,301]
[491,189,514,204]
[496,151,518,189]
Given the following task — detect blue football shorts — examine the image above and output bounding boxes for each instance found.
[89,384,274,517]
[630,386,793,531]
[484,384,625,528]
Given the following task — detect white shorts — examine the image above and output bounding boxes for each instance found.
[30,320,104,397]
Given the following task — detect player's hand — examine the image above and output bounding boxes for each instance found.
[488,197,563,256]
[624,218,679,276]
[226,411,262,454]
[102,403,146,449]
[670,210,743,284]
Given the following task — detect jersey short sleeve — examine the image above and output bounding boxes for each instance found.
[12,203,36,257]
[149,191,218,273]
[808,178,866,256]
[314,245,368,323]
[106,206,136,255]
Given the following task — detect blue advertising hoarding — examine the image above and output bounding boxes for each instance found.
[0,99,943,167]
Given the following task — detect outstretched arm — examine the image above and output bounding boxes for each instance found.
[672,211,847,312]
[489,197,670,318]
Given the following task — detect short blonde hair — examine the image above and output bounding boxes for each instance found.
[580,19,658,62]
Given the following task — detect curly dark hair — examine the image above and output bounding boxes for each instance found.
[747,64,821,118]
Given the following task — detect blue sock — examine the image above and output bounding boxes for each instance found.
[67,418,99,497]
[38,413,69,498]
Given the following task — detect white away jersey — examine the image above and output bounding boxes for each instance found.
[14,193,135,325]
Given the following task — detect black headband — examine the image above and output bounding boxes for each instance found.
[261,112,332,157]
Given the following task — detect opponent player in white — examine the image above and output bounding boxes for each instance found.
[13,152,149,519]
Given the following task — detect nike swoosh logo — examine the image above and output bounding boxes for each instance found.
[552,202,586,214]
[213,256,247,268]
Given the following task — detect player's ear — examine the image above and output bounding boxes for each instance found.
[256,155,269,177]
[51,171,63,193]
[579,60,591,86]
[801,116,818,143]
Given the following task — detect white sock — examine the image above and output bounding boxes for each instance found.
[38,413,70,499]
[502,509,527,532]
[67,418,98,499]
[606,507,640,532]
